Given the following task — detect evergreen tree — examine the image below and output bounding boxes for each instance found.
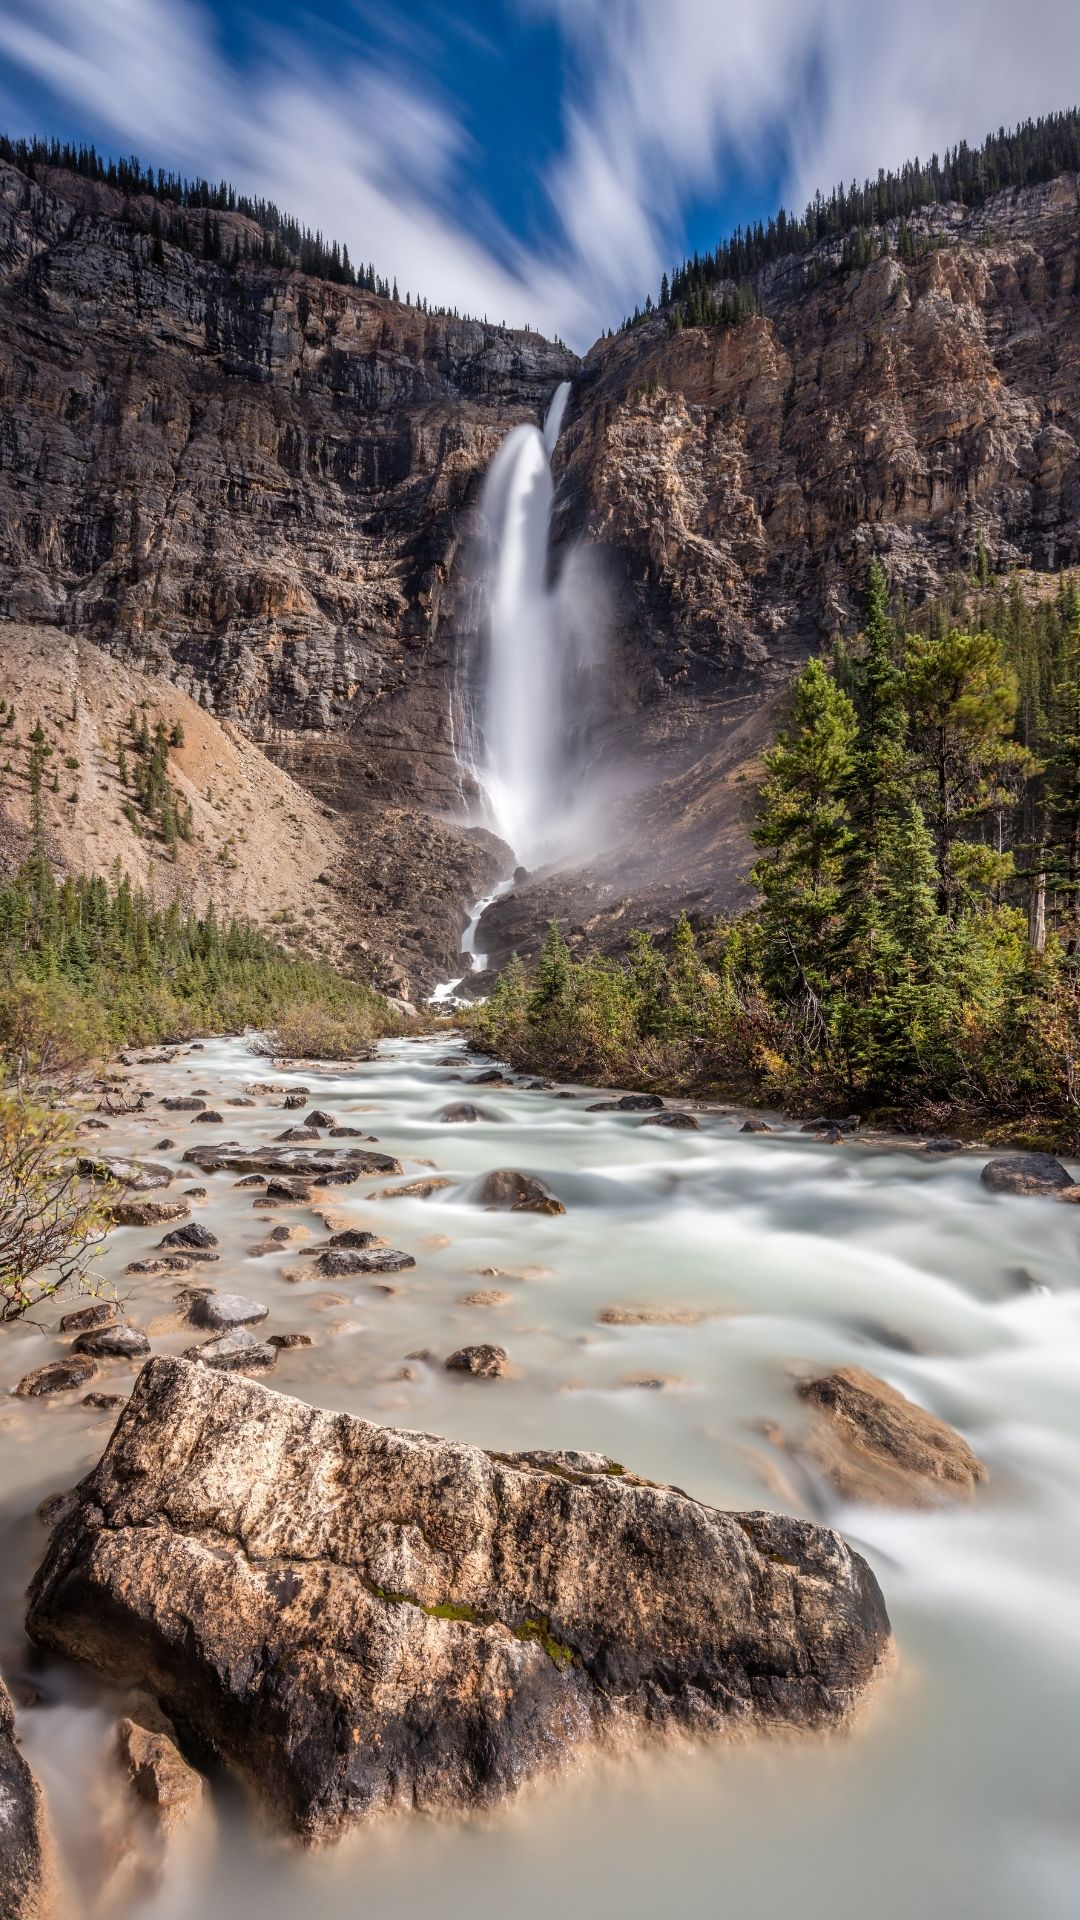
[751,659,857,1030]
[1044,583,1080,949]
[902,627,1027,916]
[841,559,907,974]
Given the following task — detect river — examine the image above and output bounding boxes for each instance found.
[2,1033,1078,1917]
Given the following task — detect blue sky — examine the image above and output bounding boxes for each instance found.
[0,0,1077,347]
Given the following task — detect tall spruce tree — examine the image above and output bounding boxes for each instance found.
[1044,582,1080,950]
[751,658,857,1035]
[902,627,1027,917]
[841,559,907,975]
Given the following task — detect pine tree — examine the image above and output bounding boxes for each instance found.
[902,627,1028,916]
[751,658,857,1032]
[841,559,908,976]
[1044,584,1080,949]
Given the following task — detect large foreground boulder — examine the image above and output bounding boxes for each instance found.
[0,1674,53,1918]
[27,1358,891,1842]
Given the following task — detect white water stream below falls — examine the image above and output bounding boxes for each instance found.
[2,1034,1079,1917]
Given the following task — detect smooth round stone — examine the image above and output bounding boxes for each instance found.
[72,1325,151,1359]
[187,1292,270,1331]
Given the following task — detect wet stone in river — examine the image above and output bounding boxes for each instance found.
[980,1153,1074,1195]
[159,1223,219,1250]
[445,1343,510,1377]
[73,1325,152,1360]
[59,1301,120,1334]
[183,1329,277,1373]
[113,1197,190,1228]
[184,1292,270,1331]
[15,1355,97,1397]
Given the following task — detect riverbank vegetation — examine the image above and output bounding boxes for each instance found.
[470,567,1080,1143]
[0,854,398,1083]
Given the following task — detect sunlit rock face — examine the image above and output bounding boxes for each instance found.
[27,1356,893,1842]
[558,175,1080,726]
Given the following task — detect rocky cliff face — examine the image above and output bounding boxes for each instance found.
[0,157,574,988]
[475,172,1080,962]
[0,157,576,815]
[558,172,1080,722]
[1,154,1078,977]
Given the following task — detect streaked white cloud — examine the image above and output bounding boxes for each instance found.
[0,0,1077,348]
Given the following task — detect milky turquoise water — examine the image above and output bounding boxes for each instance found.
[2,1035,1078,1918]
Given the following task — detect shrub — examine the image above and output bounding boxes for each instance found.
[0,1099,110,1320]
[251,996,399,1062]
[0,979,108,1088]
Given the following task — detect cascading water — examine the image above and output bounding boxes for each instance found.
[471,379,578,868]
[432,379,596,1001]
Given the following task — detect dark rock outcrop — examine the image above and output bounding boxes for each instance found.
[980,1153,1074,1195]
[466,1169,566,1215]
[444,1344,510,1378]
[72,1325,151,1360]
[0,1674,53,1918]
[183,1143,401,1180]
[14,1355,97,1397]
[27,1358,892,1841]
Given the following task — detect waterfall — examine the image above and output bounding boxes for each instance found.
[432,380,602,1003]
[471,380,581,868]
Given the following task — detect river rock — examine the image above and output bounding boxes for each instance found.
[116,1711,205,1834]
[153,1139,176,1151]
[185,1293,269,1332]
[317,1248,415,1277]
[192,1111,224,1125]
[741,1119,772,1133]
[639,1111,700,1130]
[467,1169,566,1215]
[445,1344,509,1377]
[15,1355,97,1396]
[378,1177,454,1199]
[324,1230,386,1250]
[26,1359,892,1842]
[124,1256,194,1277]
[77,1156,173,1191]
[257,1178,314,1204]
[234,1174,266,1188]
[59,1301,119,1334]
[113,1198,190,1228]
[283,1093,308,1109]
[795,1366,987,1507]
[0,1674,54,1919]
[85,1392,128,1412]
[73,1325,152,1360]
[979,1153,1074,1195]
[161,1097,206,1112]
[184,1144,402,1180]
[159,1223,219,1251]
[183,1331,277,1373]
[304,1110,337,1130]
[267,1333,313,1350]
[276,1126,322,1143]
[470,1069,507,1085]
